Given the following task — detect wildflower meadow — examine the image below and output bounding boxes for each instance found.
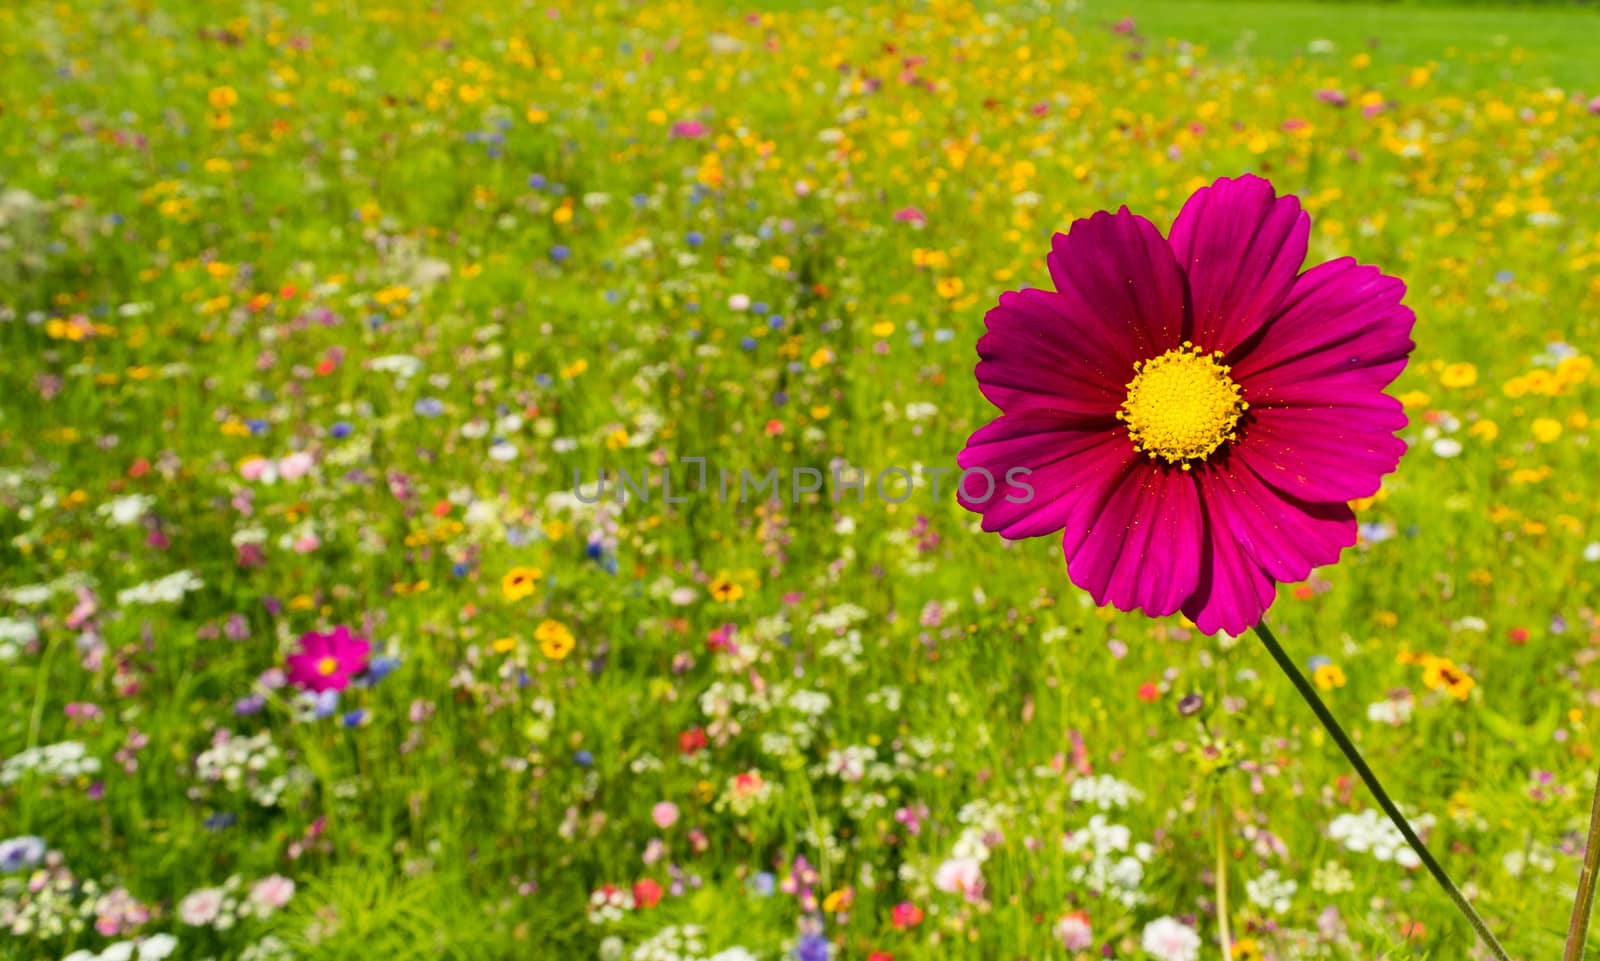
[3,2,1600,960]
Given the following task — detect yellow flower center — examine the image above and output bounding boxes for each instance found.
[1118,343,1247,469]
[316,656,339,676]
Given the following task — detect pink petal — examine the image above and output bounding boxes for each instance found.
[1181,499,1278,636]
[285,654,325,690]
[1064,464,1202,618]
[956,412,1129,539]
[341,638,372,669]
[1231,257,1415,399]
[1047,207,1186,361]
[1168,175,1309,354]
[1234,402,1407,503]
[1197,458,1356,584]
[975,289,1129,416]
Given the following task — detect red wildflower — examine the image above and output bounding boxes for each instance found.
[632,878,662,909]
[678,727,708,755]
[891,902,924,930]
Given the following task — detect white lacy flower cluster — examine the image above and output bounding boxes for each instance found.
[1062,815,1153,908]
[115,570,202,606]
[1365,696,1414,726]
[97,494,153,527]
[818,630,866,673]
[788,689,831,717]
[1503,842,1558,878]
[1327,808,1436,869]
[63,934,177,961]
[0,617,35,661]
[624,924,758,961]
[952,799,1012,861]
[1,868,136,941]
[238,936,297,961]
[523,696,557,744]
[193,732,300,807]
[4,576,88,608]
[820,745,890,784]
[587,886,636,925]
[807,602,869,635]
[1069,774,1144,811]
[699,680,836,756]
[1245,869,1297,914]
[2,741,101,786]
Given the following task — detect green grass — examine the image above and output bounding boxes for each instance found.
[1110,0,1600,88]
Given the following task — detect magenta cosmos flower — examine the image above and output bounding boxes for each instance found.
[285,626,371,693]
[958,175,1413,635]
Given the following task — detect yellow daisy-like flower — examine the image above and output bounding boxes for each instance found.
[501,567,542,601]
[709,576,743,603]
[1313,663,1347,690]
[490,636,519,655]
[536,619,575,660]
[1420,656,1476,702]
[1531,418,1562,443]
[1439,362,1477,388]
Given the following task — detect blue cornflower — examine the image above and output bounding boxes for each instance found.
[360,655,402,685]
[0,836,46,874]
[795,934,831,961]
[312,689,340,719]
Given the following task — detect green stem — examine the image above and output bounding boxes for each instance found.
[1563,765,1600,961]
[1251,622,1512,961]
[1216,809,1234,961]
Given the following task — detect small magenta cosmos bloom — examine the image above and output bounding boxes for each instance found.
[959,175,1413,635]
[285,626,372,693]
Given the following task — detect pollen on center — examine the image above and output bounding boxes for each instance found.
[1117,342,1247,469]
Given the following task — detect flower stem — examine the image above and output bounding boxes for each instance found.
[1562,765,1600,961]
[1251,622,1512,961]
[1216,809,1234,961]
